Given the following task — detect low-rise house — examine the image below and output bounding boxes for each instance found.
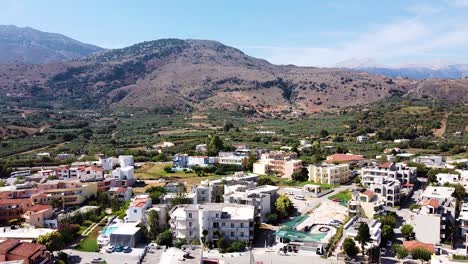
[348,190,385,219]
[356,135,369,142]
[36,152,50,159]
[188,156,216,167]
[343,216,381,247]
[56,153,75,160]
[108,187,132,202]
[160,192,197,205]
[173,154,189,169]
[118,155,134,168]
[98,155,115,171]
[111,166,135,186]
[125,194,152,223]
[195,144,208,153]
[169,203,255,243]
[394,139,410,143]
[412,155,446,168]
[22,204,57,228]
[308,163,351,185]
[412,186,456,244]
[325,153,365,166]
[402,240,435,253]
[164,182,183,193]
[0,239,51,264]
[218,152,247,167]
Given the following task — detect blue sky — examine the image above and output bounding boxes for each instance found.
[2,0,468,67]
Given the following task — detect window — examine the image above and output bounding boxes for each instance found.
[240,223,244,228]
[231,223,234,228]
[134,209,137,213]
[215,213,219,218]
[222,222,225,227]
[213,222,219,228]
[188,213,192,219]
[231,232,234,237]
[189,231,193,236]
[240,232,244,237]
[189,222,192,227]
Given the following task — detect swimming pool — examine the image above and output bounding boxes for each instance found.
[101,226,118,236]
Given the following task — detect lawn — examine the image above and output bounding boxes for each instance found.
[328,190,352,202]
[76,227,101,252]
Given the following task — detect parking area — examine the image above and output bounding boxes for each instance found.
[63,247,144,264]
[142,247,201,264]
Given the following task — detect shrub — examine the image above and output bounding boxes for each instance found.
[411,247,432,261]
[229,241,247,252]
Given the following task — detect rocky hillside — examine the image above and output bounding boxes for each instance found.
[0,38,466,117]
[0,25,103,64]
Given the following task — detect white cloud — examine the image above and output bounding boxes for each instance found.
[242,16,468,67]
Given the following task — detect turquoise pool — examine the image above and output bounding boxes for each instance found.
[101,226,118,236]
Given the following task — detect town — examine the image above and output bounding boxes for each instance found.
[0,134,467,264]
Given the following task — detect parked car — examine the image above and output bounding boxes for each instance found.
[123,246,132,253]
[114,245,123,252]
[105,245,115,253]
[91,258,104,263]
[294,195,305,200]
[381,248,387,255]
[286,191,294,195]
[329,219,343,226]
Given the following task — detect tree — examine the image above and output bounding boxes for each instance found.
[319,129,329,138]
[62,133,77,141]
[452,183,467,201]
[172,184,187,206]
[355,222,371,256]
[291,167,308,182]
[411,247,432,261]
[275,195,293,218]
[393,244,409,259]
[37,231,65,252]
[147,210,160,241]
[401,224,414,240]
[382,225,394,243]
[266,213,278,225]
[156,230,173,247]
[217,236,229,253]
[257,176,276,186]
[246,153,257,172]
[343,237,359,257]
[163,165,173,173]
[147,186,167,204]
[208,135,224,156]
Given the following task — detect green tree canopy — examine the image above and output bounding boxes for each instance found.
[355,222,371,256]
[156,229,173,247]
[343,237,359,257]
[401,224,414,240]
[275,194,293,218]
[37,231,65,252]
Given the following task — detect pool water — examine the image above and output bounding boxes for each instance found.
[101,226,118,235]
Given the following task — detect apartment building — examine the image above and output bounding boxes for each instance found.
[108,187,132,202]
[36,180,98,206]
[412,155,446,168]
[0,198,32,224]
[458,203,468,248]
[361,162,417,185]
[253,151,302,178]
[197,173,259,203]
[223,185,278,222]
[348,189,385,219]
[22,204,56,228]
[55,165,104,181]
[218,152,247,167]
[412,186,456,244]
[125,194,152,223]
[308,163,351,185]
[169,203,255,243]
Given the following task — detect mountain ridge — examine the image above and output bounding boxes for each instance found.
[0,25,104,64]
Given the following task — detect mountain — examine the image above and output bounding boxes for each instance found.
[0,25,103,64]
[0,38,466,117]
[354,65,468,80]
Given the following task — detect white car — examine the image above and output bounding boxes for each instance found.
[294,195,305,200]
[91,258,104,263]
[105,245,115,253]
[286,191,294,195]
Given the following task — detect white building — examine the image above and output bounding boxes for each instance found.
[112,166,135,186]
[169,203,255,243]
[348,190,385,219]
[99,155,115,171]
[361,162,416,185]
[218,152,247,167]
[343,216,381,247]
[188,156,216,167]
[119,155,134,168]
[357,135,369,142]
[458,203,468,248]
[308,163,351,185]
[56,153,75,160]
[108,187,133,201]
[195,144,208,153]
[125,194,152,223]
[412,186,456,244]
[412,156,446,168]
[253,151,302,178]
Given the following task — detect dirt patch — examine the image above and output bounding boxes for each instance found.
[157,129,199,135]
[191,115,208,120]
[433,112,448,138]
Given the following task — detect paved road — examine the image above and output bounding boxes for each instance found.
[62,247,144,264]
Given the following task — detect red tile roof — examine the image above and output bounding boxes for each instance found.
[379,162,393,169]
[0,239,20,254]
[422,199,439,209]
[362,190,375,199]
[403,240,435,253]
[8,242,45,257]
[325,154,364,163]
[115,187,128,193]
[0,198,31,205]
[26,204,52,213]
